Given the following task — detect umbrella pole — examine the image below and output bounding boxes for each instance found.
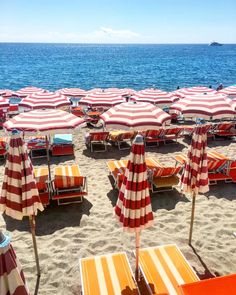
[45,135,52,183]
[135,231,140,282]
[188,193,196,245]
[29,215,41,277]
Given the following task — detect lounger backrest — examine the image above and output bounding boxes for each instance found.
[145,129,163,138]
[54,165,84,189]
[118,131,135,141]
[217,122,234,131]
[90,132,109,141]
[34,167,49,191]
[163,127,182,136]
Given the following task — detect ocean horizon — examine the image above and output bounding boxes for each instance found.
[0,42,235,92]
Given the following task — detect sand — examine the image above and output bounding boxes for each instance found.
[0,127,236,294]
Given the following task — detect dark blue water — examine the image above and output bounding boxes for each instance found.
[0,43,235,92]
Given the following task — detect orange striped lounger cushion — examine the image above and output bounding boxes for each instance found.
[34,167,49,191]
[54,165,84,189]
[80,252,139,295]
[138,244,199,295]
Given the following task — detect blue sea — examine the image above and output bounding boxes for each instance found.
[0,43,235,92]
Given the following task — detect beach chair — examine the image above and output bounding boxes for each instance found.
[26,136,47,158]
[161,127,183,144]
[86,131,109,152]
[80,252,140,295]
[34,166,50,206]
[213,121,236,138]
[180,273,236,295]
[71,106,84,117]
[52,164,87,205]
[51,134,74,156]
[116,131,135,150]
[0,137,7,158]
[8,104,19,117]
[144,129,164,147]
[136,244,199,295]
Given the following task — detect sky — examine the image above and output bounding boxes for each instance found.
[0,0,236,43]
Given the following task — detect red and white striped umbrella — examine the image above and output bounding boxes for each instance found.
[3,109,84,135]
[101,101,171,130]
[80,92,125,108]
[180,125,209,244]
[0,89,14,98]
[0,231,29,295]
[15,87,46,98]
[0,132,44,275]
[0,96,9,109]
[115,134,154,279]
[169,93,235,120]
[56,88,87,97]
[173,86,216,98]
[19,92,71,109]
[219,85,236,98]
[105,88,135,96]
[132,88,179,105]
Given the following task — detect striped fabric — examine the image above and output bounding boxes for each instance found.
[138,244,199,295]
[101,102,171,131]
[34,167,49,191]
[173,86,216,98]
[0,96,9,109]
[105,88,134,96]
[4,109,84,135]
[132,88,178,105]
[80,92,125,107]
[219,85,236,98]
[169,93,236,120]
[19,92,71,109]
[80,252,139,295]
[0,242,29,295]
[0,89,14,98]
[54,165,84,189]
[0,134,44,220]
[15,87,46,98]
[56,88,87,97]
[180,125,209,195]
[115,135,154,232]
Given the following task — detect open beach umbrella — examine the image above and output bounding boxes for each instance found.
[56,88,87,97]
[132,88,178,106]
[0,89,15,98]
[0,96,10,109]
[173,86,216,98]
[105,88,135,97]
[3,109,85,181]
[19,91,71,110]
[15,87,46,98]
[180,125,209,244]
[0,131,44,276]
[101,101,171,130]
[0,231,29,295]
[169,93,236,120]
[80,92,125,108]
[115,135,154,280]
[219,85,236,98]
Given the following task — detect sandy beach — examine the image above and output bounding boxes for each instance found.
[0,127,236,294]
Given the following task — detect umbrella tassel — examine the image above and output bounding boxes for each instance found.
[135,231,140,282]
[29,215,41,277]
[188,193,196,245]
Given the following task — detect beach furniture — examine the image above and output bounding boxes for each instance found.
[52,164,87,205]
[144,129,164,147]
[26,136,47,158]
[8,104,19,117]
[86,131,109,152]
[80,252,140,295]
[161,126,183,144]
[51,134,74,156]
[213,121,236,138]
[136,244,199,295]
[109,130,136,150]
[183,124,215,139]
[0,137,7,158]
[180,273,236,295]
[34,166,50,206]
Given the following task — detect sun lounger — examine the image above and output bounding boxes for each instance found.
[51,134,74,156]
[180,273,236,295]
[213,121,236,138]
[137,244,199,295]
[85,131,110,152]
[52,164,87,205]
[80,252,140,295]
[161,127,183,144]
[109,130,135,150]
[144,129,164,147]
[8,104,19,117]
[34,166,50,206]
[26,136,47,158]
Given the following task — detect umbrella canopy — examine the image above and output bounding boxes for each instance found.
[19,92,71,110]
[101,101,171,130]
[56,88,87,97]
[180,125,209,244]
[115,134,154,280]
[3,109,84,135]
[0,89,15,98]
[80,92,125,108]
[173,86,216,98]
[169,93,236,120]
[15,87,46,98]
[105,88,135,97]
[0,96,9,109]
[219,85,236,98]
[132,88,178,105]
[0,231,29,295]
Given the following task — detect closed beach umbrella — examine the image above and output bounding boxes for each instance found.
[0,231,29,295]
[174,86,216,98]
[132,88,178,105]
[219,85,236,98]
[80,92,125,108]
[101,101,171,130]
[0,131,44,276]
[15,87,46,98]
[19,92,71,110]
[180,125,209,244]
[115,134,154,280]
[169,93,236,120]
[57,88,87,97]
